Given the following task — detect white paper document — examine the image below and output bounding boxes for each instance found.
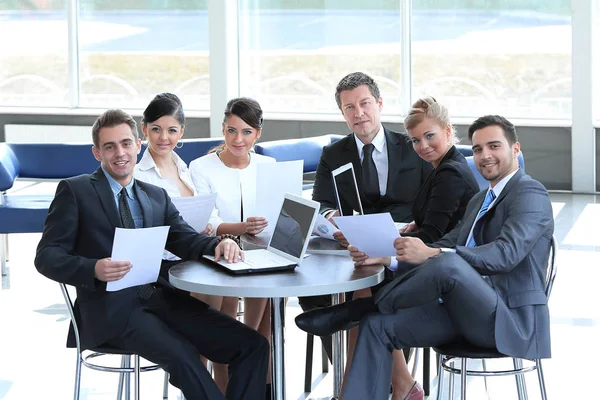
[106,226,170,292]
[254,160,303,232]
[333,213,400,258]
[171,193,217,232]
[312,213,340,240]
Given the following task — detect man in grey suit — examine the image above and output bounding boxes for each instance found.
[296,115,554,400]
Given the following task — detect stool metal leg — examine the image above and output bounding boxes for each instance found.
[133,355,140,400]
[163,371,169,399]
[460,358,467,400]
[481,359,490,399]
[124,356,131,400]
[449,359,455,400]
[513,358,528,400]
[536,359,548,400]
[435,354,444,400]
[117,356,127,400]
[1,233,7,279]
[304,333,314,393]
[73,353,82,400]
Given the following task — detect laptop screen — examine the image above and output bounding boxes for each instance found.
[268,198,315,258]
[332,163,364,216]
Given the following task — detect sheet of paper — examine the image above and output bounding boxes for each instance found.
[171,193,217,232]
[254,160,303,232]
[312,213,340,240]
[333,213,400,257]
[106,226,170,292]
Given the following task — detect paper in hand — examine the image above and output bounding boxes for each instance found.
[333,213,400,257]
[312,213,339,240]
[171,193,217,232]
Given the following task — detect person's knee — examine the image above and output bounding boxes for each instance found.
[425,252,469,279]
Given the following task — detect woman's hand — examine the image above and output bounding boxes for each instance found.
[245,216,268,235]
[200,223,214,236]
[348,246,391,268]
[399,221,417,233]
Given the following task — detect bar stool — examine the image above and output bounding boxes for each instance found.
[434,235,557,400]
[60,283,169,400]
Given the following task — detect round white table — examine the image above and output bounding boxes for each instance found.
[169,255,384,400]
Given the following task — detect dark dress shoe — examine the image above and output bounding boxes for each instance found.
[294,302,359,336]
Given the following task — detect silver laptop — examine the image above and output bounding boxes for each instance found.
[204,193,319,274]
[332,162,364,216]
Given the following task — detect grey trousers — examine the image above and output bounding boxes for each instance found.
[344,252,498,400]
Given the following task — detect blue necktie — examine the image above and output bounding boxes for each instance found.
[466,190,496,248]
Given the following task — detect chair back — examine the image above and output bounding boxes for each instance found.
[545,235,558,299]
[60,283,82,353]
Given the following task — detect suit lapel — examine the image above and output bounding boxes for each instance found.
[384,128,405,197]
[90,168,122,228]
[134,182,153,228]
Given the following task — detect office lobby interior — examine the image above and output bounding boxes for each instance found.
[1,1,599,399]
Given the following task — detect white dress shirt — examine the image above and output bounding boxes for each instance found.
[189,152,276,228]
[353,123,388,196]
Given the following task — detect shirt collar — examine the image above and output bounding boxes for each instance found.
[489,167,520,199]
[137,147,188,176]
[354,123,386,155]
[101,167,136,199]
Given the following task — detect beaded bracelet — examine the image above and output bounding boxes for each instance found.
[217,234,241,247]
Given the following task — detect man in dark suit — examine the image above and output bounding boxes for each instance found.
[35,109,269,400]
[296,115,554,400]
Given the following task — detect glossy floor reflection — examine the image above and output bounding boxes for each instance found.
[0,193,597,399]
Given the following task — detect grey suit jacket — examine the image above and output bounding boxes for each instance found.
[312,127,431,222]
[376,169,554,359]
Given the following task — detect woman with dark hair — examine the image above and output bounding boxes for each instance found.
[190,97,275,398]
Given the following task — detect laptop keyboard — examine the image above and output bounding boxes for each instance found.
[243,249,292,267]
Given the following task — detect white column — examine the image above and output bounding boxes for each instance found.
[400,0,412,115]
[571,0,596,193]
[67,0,80,108]
[208,0,240,137]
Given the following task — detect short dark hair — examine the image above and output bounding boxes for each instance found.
[468,115,518,145]
[142,92,185,126]
[92,109,138,147]
[335,72,381,110]
[223,97,263,129]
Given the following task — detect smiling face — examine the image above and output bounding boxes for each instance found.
[222,114,261,157]
[339,84,383,144]
[92,123,141,186]
[471,125,520,187]
[142,115,184,157]
[407,117,452,168]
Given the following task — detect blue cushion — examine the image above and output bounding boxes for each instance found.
[0,194,53,233]
[466,152,525,190]
[8,143,98,179]
[255,135,340,173]
[0,144,20,191]
[456,144,473,157]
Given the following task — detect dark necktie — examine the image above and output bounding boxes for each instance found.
[466,190,496,248]
[119,188,154,300]
[362,143,380,204]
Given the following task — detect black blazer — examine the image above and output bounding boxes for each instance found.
[35,168,218,350]
[403,146,480,243]
[312,127,432,222]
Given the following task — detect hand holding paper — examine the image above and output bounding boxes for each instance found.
[312,213,340,240]
[333,213,400,258]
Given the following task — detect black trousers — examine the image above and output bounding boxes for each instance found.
[107,285,269,400]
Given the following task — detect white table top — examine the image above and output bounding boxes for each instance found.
[168,254,384,298]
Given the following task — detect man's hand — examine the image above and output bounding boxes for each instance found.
[394,237,440,265]
[94,258,132,282]
[333,230,349,248]
[348,245,391,268]
[326,210,340,227]
[245,216,268,235]
[399,221,417,233]
[214,239,244,263]
[199,223,214,236]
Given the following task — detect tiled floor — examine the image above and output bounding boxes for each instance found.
[0,192,598,399]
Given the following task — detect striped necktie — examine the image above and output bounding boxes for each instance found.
[466,190,496,248]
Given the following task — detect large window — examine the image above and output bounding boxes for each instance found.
[78,0,209,109]
[411,0,571,119]
[0,0,69,107]
[238,0,403,115]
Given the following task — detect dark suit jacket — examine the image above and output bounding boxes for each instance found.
[403,146,480,243]
[35,168,218,350]
[312,127,432,222]
[377,169,554,359]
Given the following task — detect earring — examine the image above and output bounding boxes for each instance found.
[176,140,184,149]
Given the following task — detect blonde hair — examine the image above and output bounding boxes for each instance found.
[404,97,459,145]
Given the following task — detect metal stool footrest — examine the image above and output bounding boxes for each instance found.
[82,352,161,373]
